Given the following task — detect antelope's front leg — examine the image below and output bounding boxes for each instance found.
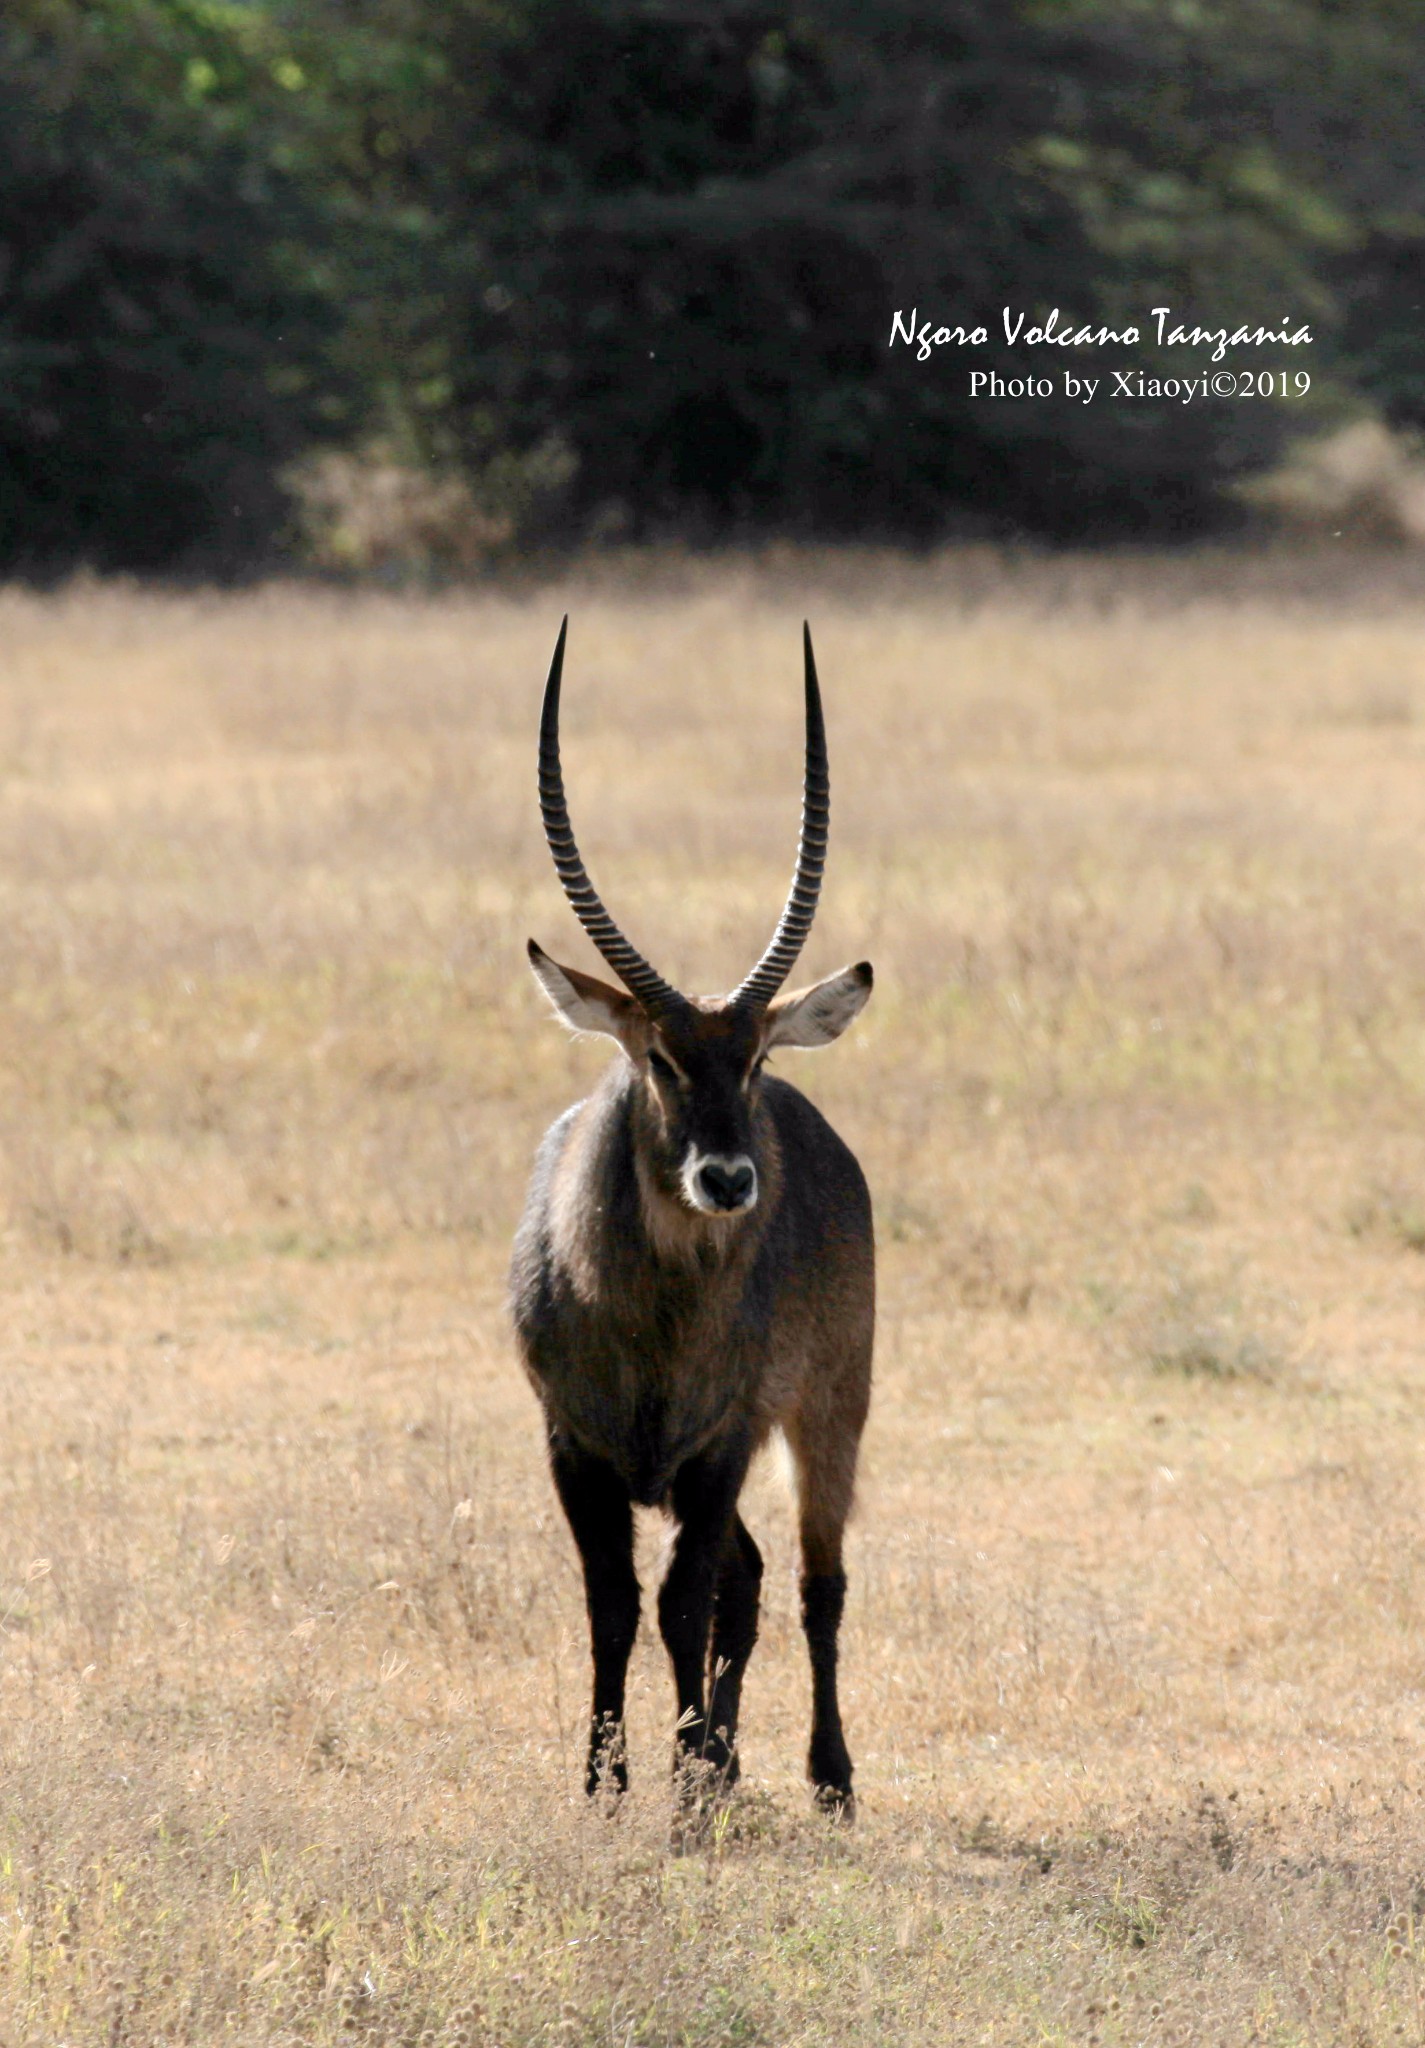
[548,1431,640,1795]
[659,1435,752,1784]
[706,1514,763,1785]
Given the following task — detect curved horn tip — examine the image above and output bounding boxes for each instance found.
[803,621,822,713]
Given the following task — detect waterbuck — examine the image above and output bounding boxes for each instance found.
[509,619,874,1811]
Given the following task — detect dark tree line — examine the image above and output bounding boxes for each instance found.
[1,0,1422,571]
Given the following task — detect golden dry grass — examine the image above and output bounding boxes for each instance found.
[4,547,1425,2045]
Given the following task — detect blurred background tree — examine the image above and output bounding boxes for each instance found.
[0,0,342,568]
[1,0,1421,571]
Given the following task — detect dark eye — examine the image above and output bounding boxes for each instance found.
[648,1049,680,1085]
[746,1055,767,1087]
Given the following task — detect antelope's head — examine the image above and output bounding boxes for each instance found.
[527,618,872,1218]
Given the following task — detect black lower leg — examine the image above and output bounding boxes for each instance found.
[548,1433,640,1795]
[802,1569,853,1806]
[659,1438,751,1780]
[706,1517,763,1783]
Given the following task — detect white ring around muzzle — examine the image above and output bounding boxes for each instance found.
[680,1148,759,1215]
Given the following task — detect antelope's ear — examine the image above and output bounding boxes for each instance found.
[763,962,873,1050]
[527,940,647,1047]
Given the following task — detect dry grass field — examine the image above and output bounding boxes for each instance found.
[4,547,1425,2045]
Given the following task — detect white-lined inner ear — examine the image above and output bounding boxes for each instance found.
[528,947,631,1041]
[764,964,873,1050]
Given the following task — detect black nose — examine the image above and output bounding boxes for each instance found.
[698,1159,755,1211]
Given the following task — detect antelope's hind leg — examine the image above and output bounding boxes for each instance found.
[787,1375,870,1814]
[548,1432,640,1796]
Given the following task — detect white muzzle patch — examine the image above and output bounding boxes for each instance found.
[681,1148,759,1215]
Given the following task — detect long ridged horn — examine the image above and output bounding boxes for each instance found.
[730,621,829,1012]
[538,617,687,1020]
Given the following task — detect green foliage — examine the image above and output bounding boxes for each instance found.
[0,0,350,568]
[2,0,1424,566]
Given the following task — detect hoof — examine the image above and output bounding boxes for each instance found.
[812,1780,855,1822]
[584,1758,628,1798]
[672,1750,724,1805]
[585,1721,629,1800]
[808,1733,854,1817]
[670,1752,741,1850]
[585,1776,628,1811]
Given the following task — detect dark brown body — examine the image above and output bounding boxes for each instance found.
[510,1048,874,1803]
